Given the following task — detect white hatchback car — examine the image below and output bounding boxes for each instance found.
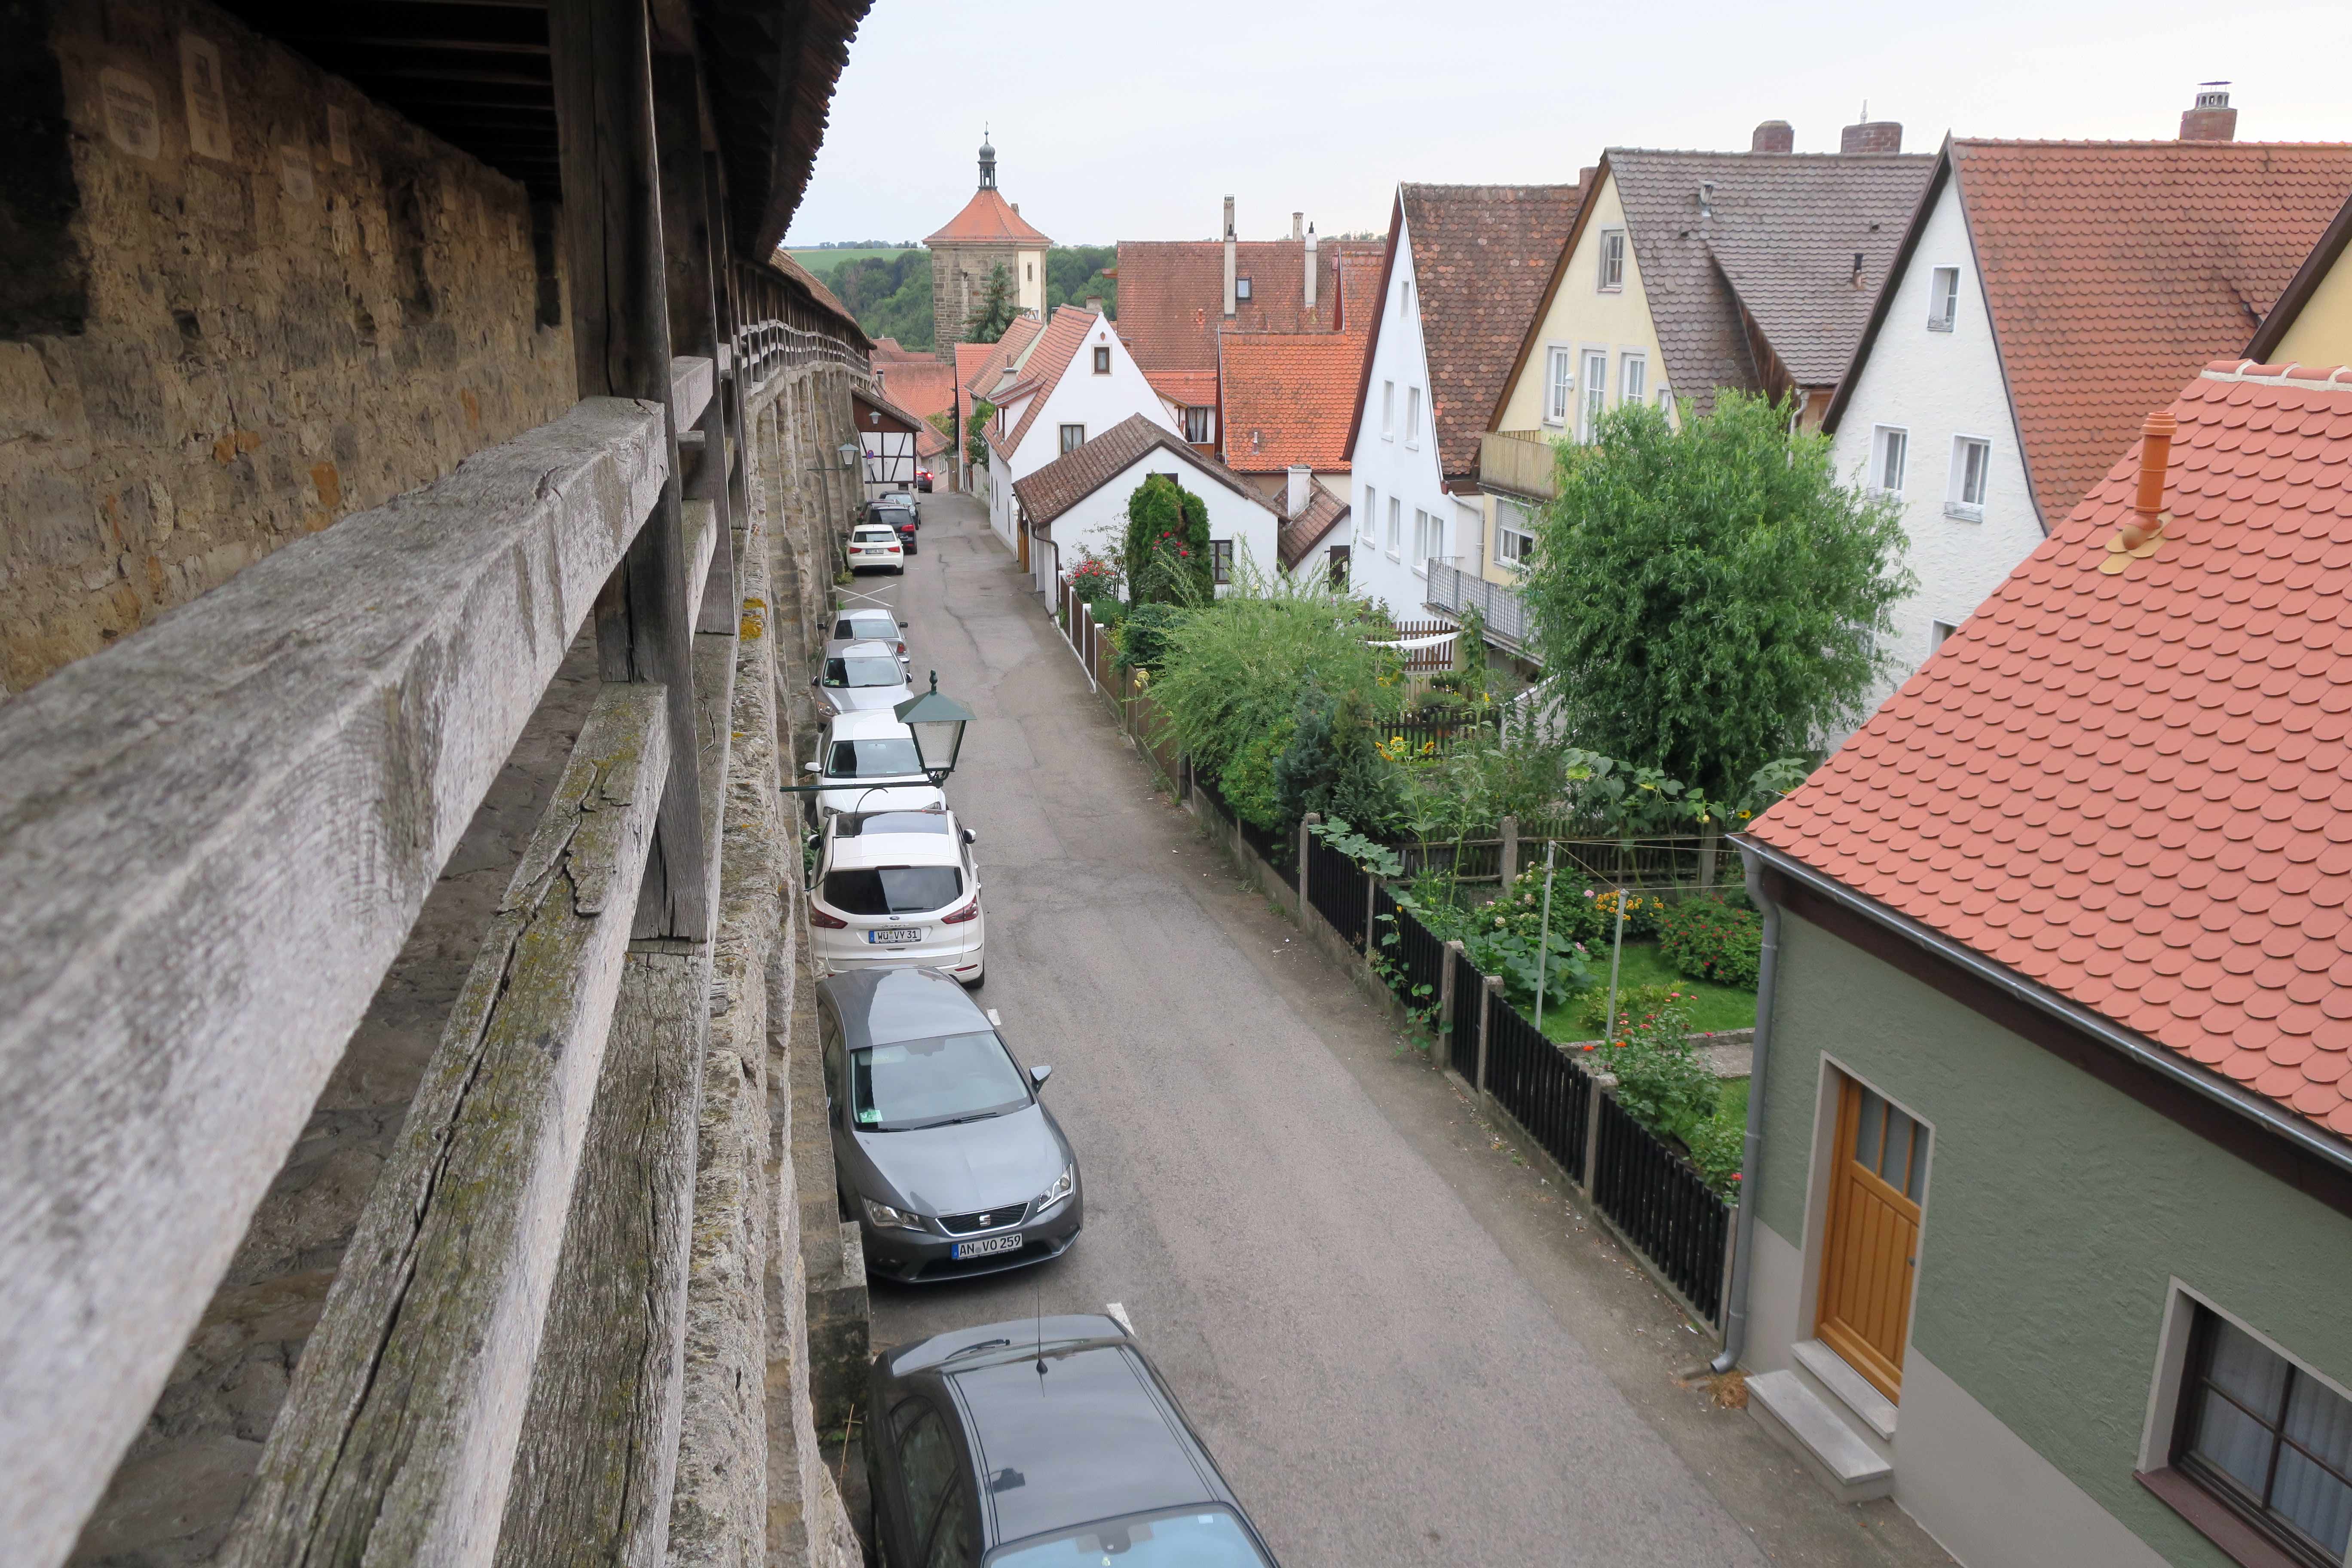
[807,807,986,988]
[805,708,946,818]
[847,523,903,574]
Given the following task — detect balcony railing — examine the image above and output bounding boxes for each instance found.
[1425,559,1535,658]
[1479,428,1561,500]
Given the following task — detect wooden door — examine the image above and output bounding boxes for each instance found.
[1816,1078,1927,1401]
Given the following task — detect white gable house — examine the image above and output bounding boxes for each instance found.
[978,306,1178,558]
[1012,415,1280,600]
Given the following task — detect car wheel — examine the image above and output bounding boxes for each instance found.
[960,966,985,992]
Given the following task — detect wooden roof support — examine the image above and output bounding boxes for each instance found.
[551,0,709,943]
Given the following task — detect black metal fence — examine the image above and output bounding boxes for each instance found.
[1193,769,1235,825]
[1447,948,1484,1078]
[1307,836,1369,951]
[1377,894,1447,1016]
[1484,1002,1593,1180]
[1591,1094,1733,1324]
[1238,812,1293,874]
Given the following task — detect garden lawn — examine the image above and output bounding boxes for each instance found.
[1534,938,1756,1038]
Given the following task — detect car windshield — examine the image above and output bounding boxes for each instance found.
[828,737,923,778]
[988,1508,1272,1567]
[840,811,949,836]
[851,1031,1028,1130]
[853,529,899,544]
[875,510,913,527]
[823,656,903,689]
[835,616,897,640]
[821,865,961,916]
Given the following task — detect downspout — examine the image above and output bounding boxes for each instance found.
[1711,838,1779,1375]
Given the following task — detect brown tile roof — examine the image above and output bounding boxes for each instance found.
[1143,370,1219,408]
[959,315,1046,406]
[1752,359,2352,1143]
[1597,150,1932,414]
[1013,413,1276,529]
[1945,139,2352,527]
[925,187,1051,246]
[876,360,958,423]
[954,340,999,422]
[1218,331,1369,473]
[1113,238,1387,374]
[851,384,928,434]
[870,336,935,363]
[1369,183,1586,481]
[1278,487,1350,569]
[999,306,1109,456]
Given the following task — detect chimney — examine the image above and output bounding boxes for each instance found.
[2127,411,2177,545]
[1851,250,1866,288]
[2181,84,2237,141]
[1840,118,1903,155]
[1577,165,1596,192]
[1752,119,1795,154]
[1011,202,1020,214]
[1304,222,1318,312]
[1287,464,1312,518]
[1292,211,1303,240]
[1222,195,1237,317]
[1084,294,1104,316]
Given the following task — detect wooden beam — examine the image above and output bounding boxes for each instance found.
[670,353,713,432]
[551,0,707,942]
[222,681,670,1568]
[0,398,665,1568]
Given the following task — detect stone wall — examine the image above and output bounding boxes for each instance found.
[929,242,1015,361]
[0,0,574,698]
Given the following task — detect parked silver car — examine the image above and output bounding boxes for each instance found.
[818,968,1080,1283]
[811,639,912,717]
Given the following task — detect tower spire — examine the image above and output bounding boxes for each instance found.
[977,127,996,191]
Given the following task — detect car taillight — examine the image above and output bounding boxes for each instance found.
[895,641,906,655]
[941,899,980,925]
[809,906,848,929]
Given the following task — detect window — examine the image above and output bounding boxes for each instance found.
[1210,540,1232,585]
[1873,426,1908,494]
[1361,486,1376,542]
[1402,279,1413,317]
[1598,229,1626,291]
[1927,266,1960,332]
[1386,496,1401,557]
[1381,381,1394,440]
[1579,350,1608,441]
[1059,423,1085,453]
[923,1482,977,1568]
[1405,386,1421,449]
[1546,347,1574,425]
[1236,276,1252,301]
[1496,500,1534,568]
[1025,262,1033,282]
[1620,353,1646,406]
[1091,345,1109,374]
[1655,384,1673,413]
[894,1403,958,1551]
[1411,508,1437,569]
[1947,436,1990,519]
[2163,1306,2352,1567]
[1930,620,1958,652]
[1183,405,1211,444]
[1327,543,1350,590]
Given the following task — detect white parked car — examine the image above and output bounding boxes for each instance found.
[807,806,985,988]
[805,709,945,818]
[848,523,903,574]
[812,639,912,718]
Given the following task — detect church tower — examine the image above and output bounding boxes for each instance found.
[925,134,1051,360]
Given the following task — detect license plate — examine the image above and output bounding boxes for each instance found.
[867,927,924,945]
[952,1234,1024,1260]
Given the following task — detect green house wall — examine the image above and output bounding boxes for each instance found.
[1756,909,2352,1565]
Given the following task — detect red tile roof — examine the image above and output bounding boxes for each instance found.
[1013,413,1275,529]
[876,360,958,423]
[1351,184,1584,481]
[1218,331,1369,473]
[1114,239,1387,374]
[925,187,1052,246]
[959,315,1046,410]
[1143,370,1219,409]
[998,306,1111,456]
[1752,359,2352,1142]
[954,340,998,423]
[1944,140,2352,527]
[1278,487,1351,569]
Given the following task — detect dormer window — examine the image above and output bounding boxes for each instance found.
[1236,277,1253,301]
[1927,266,1960,332]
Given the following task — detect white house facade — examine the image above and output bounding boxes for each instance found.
[1826,172,2040,726]
[979,306,1178,553]
[1012,416,1280,600]
[1345,209,1451,622]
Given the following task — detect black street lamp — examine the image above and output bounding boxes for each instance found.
[781,670,974,796]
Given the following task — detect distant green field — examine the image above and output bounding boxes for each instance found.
[788,246,922,279]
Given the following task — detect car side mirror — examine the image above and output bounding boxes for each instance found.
[804,761,822,775]
[1029,1064,1053,1090]
[809,676,820,687]
[961,828,977,845]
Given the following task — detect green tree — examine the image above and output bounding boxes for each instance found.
[1120,474,1211,605]
[1520,392,1911,800]
[966,399,995,472]
[830,250,934,350]
[967,263,1018,343]
[1044,245,1118,315]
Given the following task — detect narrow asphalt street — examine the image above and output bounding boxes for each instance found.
[842,491,1950,1568]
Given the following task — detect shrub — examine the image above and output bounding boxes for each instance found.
[1657,895,1762,987]
[1122,474,1212,605]
[1588,996,1719,1148]
[1584,886,1664,940]
[1219,716,1295,830]
[1681,1115,1745,1198]
[1276,692,1405,838]
[1572,981,1686,1037]
[1115,602,1188,671]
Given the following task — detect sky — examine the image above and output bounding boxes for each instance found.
[784,0,2352,249]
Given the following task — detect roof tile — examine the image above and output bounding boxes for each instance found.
[1217,331,1369,474]
[1012,413,1276,529]
[1113,239,1387,375]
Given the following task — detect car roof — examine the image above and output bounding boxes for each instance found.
[827,710,916,738]
[947,1340,1226,1547]
[832,639,900,660]
[827,833,962,870]
[822,965,991,1048]
[837,608,899,625]
[852,523,900,536]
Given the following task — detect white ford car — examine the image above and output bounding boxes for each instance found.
[807,806,986,988]
[804,709,946,819]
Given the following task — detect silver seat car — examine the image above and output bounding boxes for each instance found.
[811,639,913,717]
[818,968,1080,1283]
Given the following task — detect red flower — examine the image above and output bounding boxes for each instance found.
[1731,1173,1743,1182]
